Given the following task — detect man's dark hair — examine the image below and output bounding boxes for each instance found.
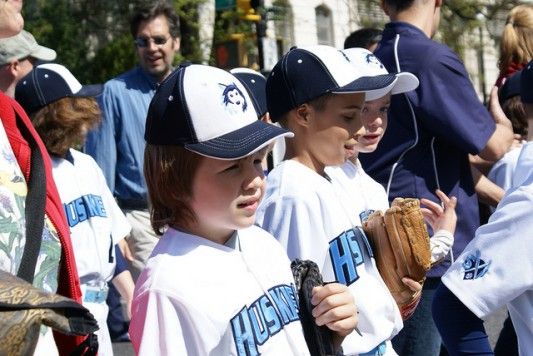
[344,28,382,50]
[130,1,181,38]
[381,0,417,13]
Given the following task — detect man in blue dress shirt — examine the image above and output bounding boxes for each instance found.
[85,2,180,280]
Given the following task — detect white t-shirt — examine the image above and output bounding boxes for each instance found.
[52,149,131,356]
[129,225,310,356]
[256,160,402,355]
[325,159,389,225]
[442,142,533,356]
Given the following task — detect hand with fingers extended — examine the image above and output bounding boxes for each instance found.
[311,283,358,349]
[421,190,458,265]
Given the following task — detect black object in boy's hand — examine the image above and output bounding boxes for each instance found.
[291,259,338,356]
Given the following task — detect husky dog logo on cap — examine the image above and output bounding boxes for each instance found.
[221,82,248,113]
[365,53,384,69]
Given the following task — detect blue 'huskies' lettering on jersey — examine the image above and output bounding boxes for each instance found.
[231,284,299,356]
[64,194,106,227]
[329,228,370,285]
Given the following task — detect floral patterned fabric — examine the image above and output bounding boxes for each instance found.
[0,121,60,293]
[0,118,61,348]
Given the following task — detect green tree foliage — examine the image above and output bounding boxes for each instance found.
[23,0,206,84]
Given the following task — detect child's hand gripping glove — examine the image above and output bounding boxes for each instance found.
[362,198,431,319]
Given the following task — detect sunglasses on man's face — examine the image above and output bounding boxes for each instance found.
[134,36,171,48]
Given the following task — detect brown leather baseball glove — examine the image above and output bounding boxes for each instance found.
[362,198,431,319]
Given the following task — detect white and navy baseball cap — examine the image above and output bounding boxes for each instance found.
[16,63,103,115]
[230,67,268,118]
[341,47,419,96]
[145,63,293,160]
[266,45,399,121]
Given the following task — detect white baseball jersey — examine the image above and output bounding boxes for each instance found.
[325,159,389,225]
[488,145,523,191]
[327,159,454,265]
[129,225,310,356]
[51,149,131,356]
[442,142,533,356]
[256,160,402,355]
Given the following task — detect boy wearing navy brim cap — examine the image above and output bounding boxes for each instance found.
[256,45,412,355]
[129,63,358,355]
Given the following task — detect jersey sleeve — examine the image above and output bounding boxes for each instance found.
[94,159,131,245]
[130,289,219,355]
[413,49,495,155]
[257,195,329,265]
[442,186,533,319]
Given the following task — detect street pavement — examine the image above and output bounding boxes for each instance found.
[111,307,508,355]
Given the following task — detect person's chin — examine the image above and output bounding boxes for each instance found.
[143,61,167,75]
[359,144,378,154]
[233,216,256,230]
[344,147,356,158]
[326,156,345,167]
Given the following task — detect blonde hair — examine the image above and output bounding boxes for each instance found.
[498,4,533,73]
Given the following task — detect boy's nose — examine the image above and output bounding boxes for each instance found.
[366,117,383,131]
[243,166,264,191]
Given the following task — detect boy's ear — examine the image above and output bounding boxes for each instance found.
[294,104,312,127]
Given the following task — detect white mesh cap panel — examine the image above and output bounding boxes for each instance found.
[182,65,258,142]
[37,63,82,94]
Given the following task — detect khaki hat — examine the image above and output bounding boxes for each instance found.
[0,30,56,66]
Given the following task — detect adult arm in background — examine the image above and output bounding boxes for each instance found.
[84,85,117,191]
[471,166,504,207]
[476,87,514,162]
[469,132,521,175]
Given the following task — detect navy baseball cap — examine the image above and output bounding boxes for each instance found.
[230,67,267,118]
[266,45,398,121]
[521,60,533,104]
[16,63,103,115]
[499,71,521,103]
[145,63,293,160]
